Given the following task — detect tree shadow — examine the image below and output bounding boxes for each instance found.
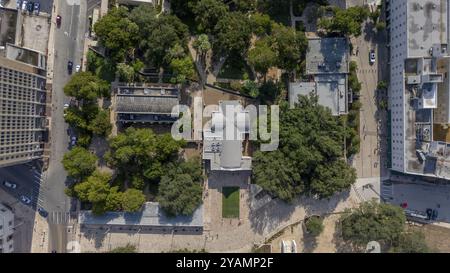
[80,226,108,249]
[247,188,351,237]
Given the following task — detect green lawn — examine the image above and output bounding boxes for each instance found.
[222,187,240,218]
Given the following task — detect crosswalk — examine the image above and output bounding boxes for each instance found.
[48,211,73,224]
[381,181,394,201]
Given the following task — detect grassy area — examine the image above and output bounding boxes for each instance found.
[222,186,240,218]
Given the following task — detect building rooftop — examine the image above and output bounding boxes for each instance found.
[79,202,203,228]
[289,74,347,116]
[407,0,448,57]
[306,37,349,75]
[115,84,180,123]
[203,100,252,171]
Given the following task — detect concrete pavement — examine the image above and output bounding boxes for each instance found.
[41,0,88,253]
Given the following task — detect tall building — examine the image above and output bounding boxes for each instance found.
[387,0,450,179]
[0,203,14,253]
[0,55,47,168]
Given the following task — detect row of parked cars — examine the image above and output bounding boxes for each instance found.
[16,0,40,15]
[2,180,48,217]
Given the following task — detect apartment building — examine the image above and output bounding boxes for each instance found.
[0,203,14,253]
[386,0,450,179]
[0,56,47,168]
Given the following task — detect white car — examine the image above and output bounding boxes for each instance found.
[21,0,27,11]
[20,195,31,205]
[3,180,17,189]
[64,103,69,109]
[75,65,81,72]
[369,50,376,64]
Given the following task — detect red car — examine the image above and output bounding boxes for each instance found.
[400,202,408,209]
[56,15,62,27]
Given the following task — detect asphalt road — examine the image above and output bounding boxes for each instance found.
[0,162,43,209]
[45,0,87,253]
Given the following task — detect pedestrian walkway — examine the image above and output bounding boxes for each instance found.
[48,211,73,225]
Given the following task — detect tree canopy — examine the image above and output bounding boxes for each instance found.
[63,72,110,102]
[340,201,406,248]
[106,128,185,183]
[213,11,252,56]
[62,147,98,179]
[248,37,277,76]
[157,158,204,216]
[252,95,356,201]
[318,6,369,37]
[93,7,139,63]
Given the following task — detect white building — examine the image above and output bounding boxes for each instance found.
[387,0,450,179]
[203,101,252,171]
[0,203,14,253]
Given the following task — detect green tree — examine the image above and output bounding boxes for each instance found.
[192,0,229,33]
[193,34,211,62]
[340,201,406,248]
[105,186,124,211]
[117,63,135,83]
[122,189,146,212]
[157,159,203,216]
[63,72,110,101]
[270,23,308,71]
[170,56,196,84]
[74,170,112,203]
[248,37,277,77]
[108,128,185,183]
[305,216,324,237]
[108,244,137,253]
[252,96,356,202]
[130,5,189,67]
[250,12,272,36]
[318,6,369,37]
[241,80,259,98]
[93,7,139,63]
[62,147,98,179]
[390,231,431,253]
[88,109,112,136]
[214,12,252,56]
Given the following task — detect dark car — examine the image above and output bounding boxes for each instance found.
[67,61,73,74]
[26,1,33,13]
[56,15,62,28]
[37,207,48,218]
[34,2,40,15]
[432,209,438,221]
[426,208,433,220]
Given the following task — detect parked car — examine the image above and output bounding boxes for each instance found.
[3,180,17,189]
[56,15,62,28]
[426,208,433,220]
[20,195,31,205]
[37,207,48,218]
[34,2,40,15]
[64,103,69,109]
[16,0,22,9]
[70,136,77,146]
[75,64,81,73]
[21,0,27,11]
[26,1,33,13]
[67,61,73,74]
[432,209,438,221]
[369,49,376,64]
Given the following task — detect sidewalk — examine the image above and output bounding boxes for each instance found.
[30,212,49,253]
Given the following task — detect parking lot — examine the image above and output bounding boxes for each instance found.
[387,181,450,223]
